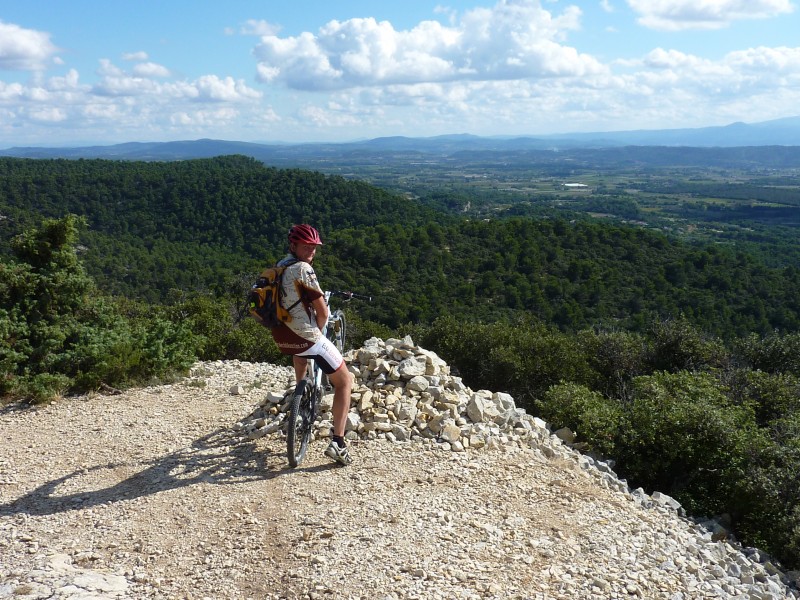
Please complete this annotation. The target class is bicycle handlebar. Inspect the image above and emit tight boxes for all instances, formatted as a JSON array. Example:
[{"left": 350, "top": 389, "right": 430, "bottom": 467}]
[{"left": 326, "top": 290, "right": 372, "bottom": 302}]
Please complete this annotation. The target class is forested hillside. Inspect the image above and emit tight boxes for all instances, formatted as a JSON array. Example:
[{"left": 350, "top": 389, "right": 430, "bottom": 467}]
[
  {"left": 0, "top": 156, "right": 439, "bottom": 303},
  {"left": 1, "top": 155, "right": 798, "bottom": 336}
]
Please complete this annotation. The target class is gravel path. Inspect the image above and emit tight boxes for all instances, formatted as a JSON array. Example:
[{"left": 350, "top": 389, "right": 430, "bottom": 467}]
[{"left": 1, "top": 358, "right": 797, "bottom": 600}]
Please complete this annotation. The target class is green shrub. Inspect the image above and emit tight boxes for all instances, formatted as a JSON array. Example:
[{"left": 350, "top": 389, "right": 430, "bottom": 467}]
[
  {"left": 725, "top": 368, "right": 800, "bottom": 429},
  {"left": 223, "top": 318, "right": 284, "bottom": 363},
  {"left": 131, "top": 317, "right": 196, "bottom": 378},
  {"left": 736, "top": 331, "right": 800, "bottom": 376},
  {"left": 538, "top": 383, "right": 623, "bottom": 455},
  {"left": 163, "top": 293, "right": 233, "bottom": 360},
  {"left": 14, "top": 373, "right": 71, "bottom": 404},
  {"left": 415, "top": 315, "right": 592, "bottom": 411},
  {"left": 164, "top": 291, "right": 283, "bottom": 363},
  {"left": 646, "top": 317, "right": 729, "bottom": 373},
  {"left": 488, "top": 330, "right": 590, "bottom": 403},
  {"left": 732, "top": 434, "right": 800, "bottom": 567},
  {"left": 0, "top": 216, "right": 200, "bottom": 402},
  {"left": 577, "top": 329, "right": 649, "bottom": 401},
  {"left": 618, "top": 370, "right": 758, "bottom": 515},
  {"left": 344, "top": 313, "right": 394, "bottom": 350}
]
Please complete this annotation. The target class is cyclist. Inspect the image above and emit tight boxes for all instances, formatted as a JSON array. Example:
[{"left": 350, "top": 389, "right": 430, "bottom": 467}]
[{"left": 271, "top": 224, "right": 353, "bottom": 465}]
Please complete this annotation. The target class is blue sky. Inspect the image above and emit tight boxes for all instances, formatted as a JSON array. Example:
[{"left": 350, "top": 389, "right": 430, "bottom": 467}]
[{"left": 1, "top": 0, "right": 798, "bottom": 146}]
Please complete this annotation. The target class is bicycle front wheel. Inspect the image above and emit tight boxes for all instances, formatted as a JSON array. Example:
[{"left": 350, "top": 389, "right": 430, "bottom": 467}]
[
  {"left": 330, "top": 310, "right": 346, "bottom": 353},
  {"left": 287, "top": 379, "right": 317, "bottom": 468}
]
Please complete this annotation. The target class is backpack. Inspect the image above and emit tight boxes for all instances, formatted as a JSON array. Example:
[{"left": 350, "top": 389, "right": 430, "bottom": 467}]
[{"left": 247, "top": 260, "right": 300, "bottom": 328}]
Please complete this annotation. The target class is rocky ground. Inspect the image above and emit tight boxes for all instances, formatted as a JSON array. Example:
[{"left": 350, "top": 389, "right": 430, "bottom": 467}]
[{"left": 1, "top": 339, "right": 798, "bottom": 600}]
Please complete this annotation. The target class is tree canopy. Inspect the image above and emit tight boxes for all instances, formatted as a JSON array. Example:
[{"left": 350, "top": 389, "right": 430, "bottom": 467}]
[{"left": 1, "top": 156, "right": 799, "bottom": 337}]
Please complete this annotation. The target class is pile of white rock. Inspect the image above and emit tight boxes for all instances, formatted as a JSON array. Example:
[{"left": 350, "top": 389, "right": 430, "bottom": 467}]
[
  {"left": 240, "top": 335, "right": 559, "bottom": 454},
  {"left": 235, "top": 335, "right": 800, "bottom": 597}
]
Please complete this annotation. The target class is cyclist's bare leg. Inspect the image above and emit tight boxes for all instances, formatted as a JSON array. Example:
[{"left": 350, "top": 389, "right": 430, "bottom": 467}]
[
  {"left": 327, "top": 364, "right": 352, "bottom": 437},
  {"left": 292, "top": 356, "right": 308, "bottom": 383}
]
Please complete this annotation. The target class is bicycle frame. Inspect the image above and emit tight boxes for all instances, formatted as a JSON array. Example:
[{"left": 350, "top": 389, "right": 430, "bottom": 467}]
[{"left": 285, "top": 290, "right": 368, "bottom": 468}]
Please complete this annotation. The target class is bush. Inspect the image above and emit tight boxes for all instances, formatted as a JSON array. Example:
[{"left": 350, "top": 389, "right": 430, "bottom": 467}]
[
  {"left": 344, "top": 313, "right": 394, "bottom": 351},
  {"left": 14, "top": 373, "right": 71, "bottom": 404},
  {"left": 223, "top": 318, "right": 284, "bottom": 363},
  {"left": 646, "top": 317, "right": 729, "bottom": 373},
  {"left": 725, "top": 368, "right": 800, "bottom": 428},
  {"left": 736, "top": 331, "right": 800, "bottom": 376},
  {"left": 415, "top": 315, "right": 592, "bottom": 411},
  {"left": 733, "top": 434, "right": 800, "bottom": 567},
  {"left": 163, "top": 291, "right": 283, "bottom": 363},
  {"left": 0, "top": 216, "right": 200, "bottom": 402},
  {"left": 577, "top": 329, "right": 649, "bottom": 401},
  {"left": 538, "top": 383, "right": 623, "bottom": 456},
  {"left": 617, "top": 370, "right": 758, "bottom": 516}
]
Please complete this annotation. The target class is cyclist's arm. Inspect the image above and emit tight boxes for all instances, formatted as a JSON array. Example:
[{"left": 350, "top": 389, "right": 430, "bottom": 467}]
[{"left": 310, "top": 296, "right": 328, "bottom": 331}]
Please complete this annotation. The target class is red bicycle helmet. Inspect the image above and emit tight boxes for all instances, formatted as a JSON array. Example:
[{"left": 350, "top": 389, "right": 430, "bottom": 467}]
[{"left": 288, "top": 224, "right": 323, "bottom": 245}]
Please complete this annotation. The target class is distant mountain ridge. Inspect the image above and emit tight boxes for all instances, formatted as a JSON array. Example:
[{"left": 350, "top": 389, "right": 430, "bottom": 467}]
[
  {"left": 540, "top": 116, "right": 800, "bottom": 148},
  {"left": 2, "top": 116, "right": 799, "bottom": 163}
]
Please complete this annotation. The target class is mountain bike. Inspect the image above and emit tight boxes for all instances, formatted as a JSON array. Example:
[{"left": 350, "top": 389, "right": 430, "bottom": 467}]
[{"left": 286, "top": 290, "right": 371, "bottom": 468}]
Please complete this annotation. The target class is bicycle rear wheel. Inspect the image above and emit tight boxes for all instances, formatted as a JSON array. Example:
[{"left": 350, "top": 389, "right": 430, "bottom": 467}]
[{"left": 287, "top": 379, "right": 318, "bottom": 467}]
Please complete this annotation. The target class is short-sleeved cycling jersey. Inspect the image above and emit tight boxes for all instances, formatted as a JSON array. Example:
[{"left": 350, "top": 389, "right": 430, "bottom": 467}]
[{"left": 270, "top": 255, "right": 324, "bottom": 355}]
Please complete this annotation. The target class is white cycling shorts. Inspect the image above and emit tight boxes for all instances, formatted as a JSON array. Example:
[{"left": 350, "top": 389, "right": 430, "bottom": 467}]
[{"left": 296, "top": 335, "right": 344, "bottom": 375}]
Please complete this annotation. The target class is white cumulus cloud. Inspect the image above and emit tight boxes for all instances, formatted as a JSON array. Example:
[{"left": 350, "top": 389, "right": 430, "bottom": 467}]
[
  {"left": 47, "top": 69, "right": 82, "bottom": 91},
  {"left": 122, "top": 51, "right": 149, "bottom": 61},
  {"left": 0, "top": 44, "right": 268, "bottom": 145},
  {"left": 132, "top": 62, "right": 171, "bottom": 78},
  {"left": 240, "top": 19, "right": 281, "bottom": 36},
  {"left": 0, "top": 81, "right": 25, "bottom": 101},
  {"left": 622, "top": 45, "right": 800, "bottom": 93},
  {"left": 193, "top": 75, "right": 262, "bottom": 102},
  {"left": 169, "top": 107, "right": 239, "bottom": 126},
  {"left": 90, "top": 60, "right": 261, "bottom": 103},
  {"left": 0, "top": 20, "right": 60, "bottom": 70},
  {"left": 27, "top": 106, "right": 67, "bottom": 122},
  {"left": 627, "top": 0, "right": 794, "bottom": 31},
  {"left": 726, "top": 45, "right": 800, "bottom": 72},
  {"left": 252, "top": 0, "right": 604, "bottom": 91}
]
